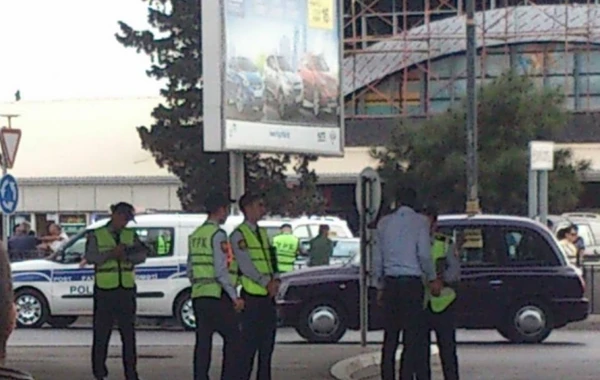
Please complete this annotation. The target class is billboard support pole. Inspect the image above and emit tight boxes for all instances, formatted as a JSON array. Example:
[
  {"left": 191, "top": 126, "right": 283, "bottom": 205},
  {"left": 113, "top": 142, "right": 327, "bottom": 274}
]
[
  {"left": 465, "top": 0, "right": 480, "bottom": 215},
  {"left": 229, "top": 152, "right": 245, "bottom": 215}
]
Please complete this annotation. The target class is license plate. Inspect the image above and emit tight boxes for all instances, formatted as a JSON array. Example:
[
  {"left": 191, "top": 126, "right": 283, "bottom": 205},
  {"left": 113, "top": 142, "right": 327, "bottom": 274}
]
[{"left": 254, "top": 90, "right": 263, "bottom": 97}]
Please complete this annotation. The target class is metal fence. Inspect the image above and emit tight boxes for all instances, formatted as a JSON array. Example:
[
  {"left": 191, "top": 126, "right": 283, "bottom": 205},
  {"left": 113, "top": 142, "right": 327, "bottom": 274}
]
[{"left": 583, "top": 263, "right": 600, "bottom": 314}]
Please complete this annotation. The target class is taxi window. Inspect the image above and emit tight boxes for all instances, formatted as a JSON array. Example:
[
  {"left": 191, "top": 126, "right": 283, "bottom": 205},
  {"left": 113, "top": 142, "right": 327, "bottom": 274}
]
[
  {"left": 439, "top": 226, "right": 500, "bottom": 266},
  {"left": 502, "top": 228, "right": 559, "bottom": 266}
]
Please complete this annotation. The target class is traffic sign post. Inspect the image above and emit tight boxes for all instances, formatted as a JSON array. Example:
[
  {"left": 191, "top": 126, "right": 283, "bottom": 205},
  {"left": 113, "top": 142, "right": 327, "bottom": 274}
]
[
  {"left": 0, "top": 128, "right": 22, "bottom": 169},
  {"left": 355, "top": 167, "right": 382, "bottom": 347},
  {"left": 528, "top": 141, "right": 555, "bottom": 226},
  {"left": 0, "top": 114, "right": 21, "bottom": 241}
]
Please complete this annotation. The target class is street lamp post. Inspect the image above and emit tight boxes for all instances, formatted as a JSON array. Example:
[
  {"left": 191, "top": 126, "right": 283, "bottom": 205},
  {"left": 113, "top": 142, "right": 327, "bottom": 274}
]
[{"left": 465, "top": 0, "right": 480, "bottom": 214}]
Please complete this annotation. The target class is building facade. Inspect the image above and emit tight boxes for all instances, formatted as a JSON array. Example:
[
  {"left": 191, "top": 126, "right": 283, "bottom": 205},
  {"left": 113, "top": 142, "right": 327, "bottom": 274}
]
[{"left": 3, "top": 2, "right": 600, "bottom": 235}]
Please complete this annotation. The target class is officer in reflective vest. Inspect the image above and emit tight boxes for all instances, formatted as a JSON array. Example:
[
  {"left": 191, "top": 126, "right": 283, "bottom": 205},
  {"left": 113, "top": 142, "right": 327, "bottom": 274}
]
[
  {"left": 272, "top": 223, "right": 299, "bottom": 273},
  {"left": 156, "top": 231, "right": 171, "bottom": 255},
  {"left": 422, "top": 206, "right": 461, "bottom": 380},
  {"left": 82, "top": 202, "right": 150, "bottom": 380},
  {"left": 188, "top": 192, "right": 244, "bottom": 380},
  {"left": 230, "top": 192, "right": 280, "bottom": 380}
]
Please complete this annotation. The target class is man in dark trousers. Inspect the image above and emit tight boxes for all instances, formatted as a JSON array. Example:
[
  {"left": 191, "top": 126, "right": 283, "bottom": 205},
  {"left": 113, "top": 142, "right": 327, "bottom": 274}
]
[
  {"left": 188, "top": 193, "right": 245, "bottom": 380},
  {"left": 83, "top": 202, "right": 150, "bottom": 380},
  {"left": 372, "top": 187, "right": 442, "bottom": 380},
  {"left": 422, "top": 206, "right": 460, "bottom": 380},
  {"left": 230, "top": 192, "right": 280, "bottom": 380}
]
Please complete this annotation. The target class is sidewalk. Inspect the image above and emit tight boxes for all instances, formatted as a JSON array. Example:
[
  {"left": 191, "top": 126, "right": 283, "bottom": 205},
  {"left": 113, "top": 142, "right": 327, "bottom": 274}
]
[{"left": 4, "top": 344, "right": 377, "bottom": 380}]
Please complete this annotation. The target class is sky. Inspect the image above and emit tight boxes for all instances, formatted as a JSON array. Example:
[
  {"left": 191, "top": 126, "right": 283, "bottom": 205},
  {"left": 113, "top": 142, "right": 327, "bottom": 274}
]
[{"left": 0, "top": 0, "right": 164, "bottom": 102}]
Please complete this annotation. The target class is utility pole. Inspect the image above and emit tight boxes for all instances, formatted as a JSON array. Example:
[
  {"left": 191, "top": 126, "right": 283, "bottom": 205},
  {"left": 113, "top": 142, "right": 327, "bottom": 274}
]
[{"left": 465, "top": 0, "right": 480, "bottom": 214}]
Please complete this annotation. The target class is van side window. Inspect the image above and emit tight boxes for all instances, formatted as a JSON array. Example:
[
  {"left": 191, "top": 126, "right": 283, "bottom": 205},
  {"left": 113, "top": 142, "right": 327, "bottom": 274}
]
[
  {"left": 502, "top": 228, "right": 559, "bottom": 266},
  {"left": 136, "top": 228, "right": 175, "bottom": 258}
]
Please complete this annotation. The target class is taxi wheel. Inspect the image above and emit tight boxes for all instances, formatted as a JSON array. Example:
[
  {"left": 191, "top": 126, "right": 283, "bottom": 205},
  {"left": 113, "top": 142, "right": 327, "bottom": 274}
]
[
  {"left": 295, "top": 299, "right": 348, "bottom": 343},
  {"left": 501, "top": 300, "right": 554, "bottom": 344},
  {"left": 48, "top": 316, "right": 78, "bottom": 328},
  {"left": 174, "top": 292, "right": 196, "bottom": 331},
  {"left": 14, "top": 288, "right": 49, "bottom": 329}
]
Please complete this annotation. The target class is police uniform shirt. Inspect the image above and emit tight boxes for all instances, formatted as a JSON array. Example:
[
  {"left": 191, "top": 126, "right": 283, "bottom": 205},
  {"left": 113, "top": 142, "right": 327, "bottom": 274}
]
[{"left": 230, "top": 221, "right": 278, "bottom": 289}]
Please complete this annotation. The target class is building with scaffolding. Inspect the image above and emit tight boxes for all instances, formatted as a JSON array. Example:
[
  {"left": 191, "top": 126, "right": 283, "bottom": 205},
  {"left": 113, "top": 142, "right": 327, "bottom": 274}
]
[
  {"left": 343, "top": 1, "right": 600, "bottom": 116},
  {"left": 333, "top": 0, "right": 600, "bottom": 220}
]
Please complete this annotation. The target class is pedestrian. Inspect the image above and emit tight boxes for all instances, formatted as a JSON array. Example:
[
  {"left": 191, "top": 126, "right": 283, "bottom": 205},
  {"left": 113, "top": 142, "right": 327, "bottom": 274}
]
[
  {"left": 230, "top": 192, "right": 280, "bottom": 380},
  {"left": 421, "top": 206, "right": 460, "bottom": 380},
  {"left": 188, "top": 192, "right": 245, "bottom": 380},
  {"left": 272, "top": 223, "right": 300, "bottom": 273},
  {"left": 372, "top": 187, "right": 441, "bottom": 380},
  {"left": 307, "top": 224, "right": 333, "bottom": 267},
  {"left": 83, "top": 202, "right": 150, "bottom": 380},
  {"left": 0, "top": 242, "right": 35, "bottom": 379}
]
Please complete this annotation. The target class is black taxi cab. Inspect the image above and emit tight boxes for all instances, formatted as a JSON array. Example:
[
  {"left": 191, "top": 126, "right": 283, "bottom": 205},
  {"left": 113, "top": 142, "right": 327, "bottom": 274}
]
[{"left": 276, "top": 214, "right": 589, "bottom": 344}]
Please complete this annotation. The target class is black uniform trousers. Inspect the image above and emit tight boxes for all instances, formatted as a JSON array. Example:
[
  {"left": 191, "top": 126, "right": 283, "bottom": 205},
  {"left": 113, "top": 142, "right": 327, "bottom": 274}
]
[
  {"left": 92, "top": 286, "right": 138, "bottom": 380},
  {"left": 193, "top": 294, "right": 243, "bottom": 380},
  {"left": 380, "top": 276, "right": 430, "bottom": 380},
  {"left": 425, "top": 303, "right": 459, "bottom": 380},
  {"left": 240, "top": 290, "right": 277, "bottom": 380}
]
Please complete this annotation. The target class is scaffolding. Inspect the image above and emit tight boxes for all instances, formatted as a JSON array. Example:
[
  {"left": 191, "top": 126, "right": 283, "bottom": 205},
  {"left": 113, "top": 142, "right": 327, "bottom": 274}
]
[{"left": 343, "top": 0, "right": 600, "bottom": 119}]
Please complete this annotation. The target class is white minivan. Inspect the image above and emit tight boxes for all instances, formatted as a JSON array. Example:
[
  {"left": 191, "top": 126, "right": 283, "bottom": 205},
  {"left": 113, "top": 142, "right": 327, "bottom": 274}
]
[{"left": 11, "top": 213, "right": 354, "bottom": 330}]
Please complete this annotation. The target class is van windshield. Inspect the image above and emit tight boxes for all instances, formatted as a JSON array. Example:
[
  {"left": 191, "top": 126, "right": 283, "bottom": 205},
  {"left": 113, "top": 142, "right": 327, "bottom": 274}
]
[{"left": 53, "top": 229, "right": 88, "bottom": 264}]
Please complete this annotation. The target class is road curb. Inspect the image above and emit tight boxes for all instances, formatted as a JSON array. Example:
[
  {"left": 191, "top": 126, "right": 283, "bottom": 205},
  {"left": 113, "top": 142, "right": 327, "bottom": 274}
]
[{"left": 330, "top": 345, "right": 439, "bottom": 380}]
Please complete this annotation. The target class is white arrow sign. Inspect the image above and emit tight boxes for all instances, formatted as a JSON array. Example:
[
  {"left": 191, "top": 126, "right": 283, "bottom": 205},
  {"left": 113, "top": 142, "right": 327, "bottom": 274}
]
[{"left": 0, "top": 128, "right": 22, "bottom": 169}]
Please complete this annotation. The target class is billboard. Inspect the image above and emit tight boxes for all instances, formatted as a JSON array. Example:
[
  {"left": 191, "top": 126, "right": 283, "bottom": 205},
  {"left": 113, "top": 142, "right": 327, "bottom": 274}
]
[{"left": 202, "top": 0, "right": 344, "bottom": 156}]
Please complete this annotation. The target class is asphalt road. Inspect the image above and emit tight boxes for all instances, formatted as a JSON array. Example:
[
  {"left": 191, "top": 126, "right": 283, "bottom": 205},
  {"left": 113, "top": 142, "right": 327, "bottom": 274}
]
[{"left": 9, "top": 328, "right": 600, "bottom": 379}]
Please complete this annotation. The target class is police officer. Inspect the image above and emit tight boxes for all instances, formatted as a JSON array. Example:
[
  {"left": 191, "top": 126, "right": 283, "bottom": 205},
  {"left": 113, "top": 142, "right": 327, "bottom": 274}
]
[
  {"left": 83, "top": 202, "right": 150, "bottom": 380},
  {"left": 422, "top": 206, "right": 460, "bottom": 380},
  {"left": 188, "top": 193, "right": 245, "bottom": 380},
  {"left": 272, "top": 223, "right": 299, "bottom": 273},
  {"left": 230, "top": 192, "right": 280, "bottom": 380}
]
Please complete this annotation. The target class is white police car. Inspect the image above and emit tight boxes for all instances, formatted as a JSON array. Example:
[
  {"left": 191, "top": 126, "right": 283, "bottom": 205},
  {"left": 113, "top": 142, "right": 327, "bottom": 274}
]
[{"left": 11, "top": 213, "right": 354, "bottom": 329}]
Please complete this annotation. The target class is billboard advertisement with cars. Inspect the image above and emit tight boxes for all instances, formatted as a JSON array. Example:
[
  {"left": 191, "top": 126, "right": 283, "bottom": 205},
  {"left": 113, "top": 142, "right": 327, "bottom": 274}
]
[{"left": 202, "top": 0, "right": 344, "bottom": 156}]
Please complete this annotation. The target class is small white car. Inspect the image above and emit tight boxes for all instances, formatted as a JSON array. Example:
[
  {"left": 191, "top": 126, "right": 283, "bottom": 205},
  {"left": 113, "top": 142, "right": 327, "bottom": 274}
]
[
  {"left": 11, "top": 213, "right": 354, "bottom": 330},
  {"left": 263, "top": 54, "right": 304, "bottom": 119}
]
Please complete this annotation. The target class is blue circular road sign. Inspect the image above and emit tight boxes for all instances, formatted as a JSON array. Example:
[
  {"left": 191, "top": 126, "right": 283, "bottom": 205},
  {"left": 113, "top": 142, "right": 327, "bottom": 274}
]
[{"left": 0, "top": 174, "right": 19, "bottom": 214}]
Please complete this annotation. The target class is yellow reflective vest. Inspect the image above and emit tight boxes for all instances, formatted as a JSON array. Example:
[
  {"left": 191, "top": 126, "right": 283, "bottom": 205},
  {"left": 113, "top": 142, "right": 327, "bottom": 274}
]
[
  {"left": 188, "top": 222, "right": 238, "bottom": 299},
  {"left": 424, "top": 233, "right": 457, "bottom": 313},
  {"left": 157, "top": 235, "right": 171, "bottom": 255},
  {"left": 235, "top": 223, "right": 274, "bottom": 296},
  {"left": 273, "top": 233, "right": 299, "bottom": 273},
  {"left": 94, "top": 226, "right": 136, "bottom": 290}
]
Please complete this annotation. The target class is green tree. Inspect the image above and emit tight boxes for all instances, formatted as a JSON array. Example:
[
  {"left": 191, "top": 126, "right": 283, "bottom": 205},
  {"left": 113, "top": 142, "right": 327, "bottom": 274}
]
[
  {"left": 373, "top": 71, "right": 589, "bottom": 214},
  {"left": 287, "top": 155, "right": 327, "bottom": 216},
  {"left": 116, "top": 0, "right": 321, "bottom": 212}
]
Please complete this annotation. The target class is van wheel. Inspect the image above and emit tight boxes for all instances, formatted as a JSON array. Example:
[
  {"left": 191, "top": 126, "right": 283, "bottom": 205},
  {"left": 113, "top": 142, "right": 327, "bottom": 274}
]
[
  {"left": 174, "top": 292, "right": 195, "bottom": 331},
  {"left": 295, "top": 299, "right": 347, "bottom": 343},
  {"left": 15, "top": 288, "right": 49, "bottom": 328},
  {"left": 501, "top": 300, "right": 553, "bottom": 343},
  {"left": 48, "top": 316, "right": 78, "bottom": 328}
]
